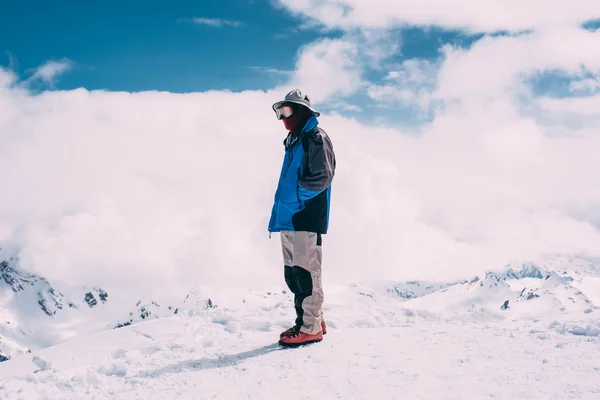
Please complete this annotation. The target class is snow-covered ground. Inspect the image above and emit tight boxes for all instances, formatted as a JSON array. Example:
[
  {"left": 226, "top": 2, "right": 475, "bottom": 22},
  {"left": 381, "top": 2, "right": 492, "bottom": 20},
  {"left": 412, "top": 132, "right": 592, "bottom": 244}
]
[
  {"left": 1, "top": 296, "right": 599, "bottom": 399},
  {"left": 1, "top": 255, "right": 600, "bottom": 399}
]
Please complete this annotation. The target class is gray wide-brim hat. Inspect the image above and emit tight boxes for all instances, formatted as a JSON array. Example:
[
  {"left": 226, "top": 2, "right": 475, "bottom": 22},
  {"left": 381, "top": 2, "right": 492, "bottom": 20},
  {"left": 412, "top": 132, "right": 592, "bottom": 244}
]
[{"left": 272, "top": 89, "right": 321, "bottom": 117}]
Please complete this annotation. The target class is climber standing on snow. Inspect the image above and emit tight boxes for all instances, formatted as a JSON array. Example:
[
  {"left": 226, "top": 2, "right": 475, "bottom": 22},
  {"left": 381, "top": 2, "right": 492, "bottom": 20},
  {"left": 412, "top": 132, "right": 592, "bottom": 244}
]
[{"left": 268, "top": 89, "right": 336, "bottom": 347}]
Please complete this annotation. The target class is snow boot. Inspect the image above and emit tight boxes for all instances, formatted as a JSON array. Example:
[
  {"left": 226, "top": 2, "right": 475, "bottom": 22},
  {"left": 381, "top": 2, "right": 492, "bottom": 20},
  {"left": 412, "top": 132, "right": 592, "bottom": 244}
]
[
  {"left": 280, "top": 321, "right": 327, "bottom": 338},
  {"left": 279, "top": 330, "right": 323, "bottom": 348},
  {"left": 280, "top": 326, "right": 298, "bottom": 338}
]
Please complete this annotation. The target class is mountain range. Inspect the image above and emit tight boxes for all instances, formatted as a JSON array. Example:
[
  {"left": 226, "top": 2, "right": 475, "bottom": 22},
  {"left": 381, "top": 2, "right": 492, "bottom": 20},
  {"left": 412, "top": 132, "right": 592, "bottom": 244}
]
[{"left": 1, "top": 251, "right": 599, "bottom": 363}]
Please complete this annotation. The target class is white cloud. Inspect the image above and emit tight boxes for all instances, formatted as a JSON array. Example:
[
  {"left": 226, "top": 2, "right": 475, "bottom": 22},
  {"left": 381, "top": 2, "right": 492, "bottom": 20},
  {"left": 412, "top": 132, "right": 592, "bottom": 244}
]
[
  {"left": 248, "top": 66, "right": 292, "bottom": 77},
  {"left": 275, "top": 2, "right": 600, "bottom": 117},
  {"left": 328, "top": 101, "right": 362, "bottom": 112},
  {"left": 3, "top": 5, "right": 600, "bottom": 302},
  {"left": 276, "top": 0, "right": 600, "bottom": 33},
  {"left": 271, "top": 0, "right": 600, "bottom": 115},
  {"left": 538, "top": 94, "right": 600, "bottom": 116},
  {"left": 2, "top": 60, "right": 600, "bottom": 304},
  {"left": 367, "top": 59, "right": 439, "bottom": 111},
  {"left": 0, "top": 67, "right": 17, "bottom": 88},
  {"left": 25, "top": 58, "right": 73, "bottom": 87},
  {"left": 190, "top": 17, "right": 245, "bottom": 28},
  {"left": 433, "top": 28, "right": 600, "bottom": 104},
  {"left": 280, "top": 30, "right": 400, "bottom": 104},
  {"left": 569, "top": 78, "right": 600, "bottom": 93},
  {"left": 282, "top": 37, "right": 363, "bottom": 103}
]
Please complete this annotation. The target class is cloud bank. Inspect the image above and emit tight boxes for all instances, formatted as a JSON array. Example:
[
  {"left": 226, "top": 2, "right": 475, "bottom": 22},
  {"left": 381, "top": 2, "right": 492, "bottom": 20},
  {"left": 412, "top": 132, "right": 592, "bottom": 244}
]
[{"left": 2, "top": 1, "right": 600, "bottom": 302}]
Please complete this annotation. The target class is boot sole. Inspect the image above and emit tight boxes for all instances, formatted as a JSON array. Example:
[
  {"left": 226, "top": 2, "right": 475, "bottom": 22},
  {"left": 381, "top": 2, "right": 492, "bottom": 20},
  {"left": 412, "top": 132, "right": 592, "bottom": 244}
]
[{"left": 278, "top": 338, "right": 322, "bottom": 348}]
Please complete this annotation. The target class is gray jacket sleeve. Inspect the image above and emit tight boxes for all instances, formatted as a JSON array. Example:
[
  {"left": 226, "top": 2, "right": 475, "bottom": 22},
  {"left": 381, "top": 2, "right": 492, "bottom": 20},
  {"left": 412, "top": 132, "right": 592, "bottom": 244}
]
[{"left": 298, "top": 129, "right": 335, "bottom": 201}]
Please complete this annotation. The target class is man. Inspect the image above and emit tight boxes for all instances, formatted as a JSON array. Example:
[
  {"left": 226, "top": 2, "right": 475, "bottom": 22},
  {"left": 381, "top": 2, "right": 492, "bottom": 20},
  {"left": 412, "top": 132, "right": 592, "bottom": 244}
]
[{"left": 268, "top": 89, "right": 336, "bottom": 348}]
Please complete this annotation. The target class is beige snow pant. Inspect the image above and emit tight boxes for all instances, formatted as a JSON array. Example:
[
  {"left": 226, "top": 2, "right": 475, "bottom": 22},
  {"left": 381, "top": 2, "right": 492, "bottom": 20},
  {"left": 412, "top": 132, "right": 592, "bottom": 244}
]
[{"left": 280, "top": 231, "right": 324, "bottom": 335}]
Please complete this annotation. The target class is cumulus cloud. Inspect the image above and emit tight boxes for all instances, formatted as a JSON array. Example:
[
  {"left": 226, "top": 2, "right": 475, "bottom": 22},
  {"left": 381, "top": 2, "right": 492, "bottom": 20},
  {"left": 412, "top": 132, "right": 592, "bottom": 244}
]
[
  {"left": 279, "top": 30, "right": 400, "bottom": 105},
  {"left": 434, "top": 28, "right": 600, "bottom": 105},
  {"left": 275, "top": 1, "right": 600, "bottom": 116},
  {"left": 2, "top": 57, "right": 600, "bottom": 303},
  {"left": 276, "top": 0, "right": 600, "bottom": 33},
  {"left": 282, "top": 37, "right": 363, "bottom": 102},
  {"left": 367, "top": 59, "right": 439, "bottom": 111}
]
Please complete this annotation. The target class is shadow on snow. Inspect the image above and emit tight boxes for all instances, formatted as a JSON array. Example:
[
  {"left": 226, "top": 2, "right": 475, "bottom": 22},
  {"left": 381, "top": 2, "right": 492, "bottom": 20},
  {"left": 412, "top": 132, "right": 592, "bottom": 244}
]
[{"left": 137, "top": 343, "right": 285, "bottom": 377}]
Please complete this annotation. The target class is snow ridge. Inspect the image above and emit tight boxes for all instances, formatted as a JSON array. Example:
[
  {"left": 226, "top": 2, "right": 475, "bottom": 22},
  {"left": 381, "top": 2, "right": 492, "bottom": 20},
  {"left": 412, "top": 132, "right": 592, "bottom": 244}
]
[
  {"left": 114, "top": 287, "right": 216, "bottom": 329},
  {"left": 385, "top": 280, "right": 464, "bottom": 299}
]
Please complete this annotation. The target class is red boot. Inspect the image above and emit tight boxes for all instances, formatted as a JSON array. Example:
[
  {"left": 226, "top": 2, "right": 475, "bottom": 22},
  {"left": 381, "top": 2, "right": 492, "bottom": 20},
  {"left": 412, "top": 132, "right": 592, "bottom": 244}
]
[
  {"left": 279, "top": 330, "right": 323, "bottom": 347},
  {"left": 280, "top": 326, "right": 298, "bottom": 338},
  {"left": 280, "top": 321, "right": 327, "bottom": 338}
]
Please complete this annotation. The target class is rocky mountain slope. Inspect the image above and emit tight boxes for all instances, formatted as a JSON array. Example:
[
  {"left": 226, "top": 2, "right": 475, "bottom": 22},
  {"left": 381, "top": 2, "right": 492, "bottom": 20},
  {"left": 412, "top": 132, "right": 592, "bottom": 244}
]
[
  {"left": 1, "top": 251, "right": 219, "bottom": 363},
  {"left": 0, "top": 254, "right": 113, "bottom": 362}
]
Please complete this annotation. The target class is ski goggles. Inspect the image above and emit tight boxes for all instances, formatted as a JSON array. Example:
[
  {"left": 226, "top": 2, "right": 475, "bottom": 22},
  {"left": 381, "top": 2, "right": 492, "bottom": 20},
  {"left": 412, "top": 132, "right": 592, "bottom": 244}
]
[{"left": 274, "top": 104, "right": 295, "bottom": 120}]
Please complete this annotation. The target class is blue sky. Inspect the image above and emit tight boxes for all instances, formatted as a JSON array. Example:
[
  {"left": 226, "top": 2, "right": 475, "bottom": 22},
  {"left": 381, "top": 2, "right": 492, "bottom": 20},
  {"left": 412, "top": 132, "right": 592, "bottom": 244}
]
[
  {"left": 2, "top": 0, "right": 598, "bottom": 129},
  {"left": 0, "top": 0, "right": 479, "bottom": 95},
  {"left": 0, "top": 0, "right": 321, "bottom": 92}
]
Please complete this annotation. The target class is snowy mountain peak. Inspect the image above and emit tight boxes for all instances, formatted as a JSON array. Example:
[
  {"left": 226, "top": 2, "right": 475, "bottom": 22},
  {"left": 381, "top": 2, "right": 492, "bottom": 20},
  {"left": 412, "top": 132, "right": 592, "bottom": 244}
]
[
  {"left": 502, "top": 256, "right": 600, "bottom": 282},
  {"left": 515, "top": 271, "right": 595, "bottom": 314},
  {"left": 384, "top": 280, "right": 461, "bottom": 299},
  {"left": 115, "top": 298, "right": 177, "bottom": 329},
  {"left": 545, "top": 255, "right": 600, "bottom": 278},
  {"left": 180, "top": 286, "right": 217, "bottom": 314},
  {"left": 472, "top": 272, "right": 509, "bottom": 290},
  {"left": 183, "top": 287, "right": 210, "bottom": 306},
  {"left": 37, "top": 287, "right": 65, "bottom": 317},
  {"left": 503, "top": 262, "right": 548, "bottom": 280},
  {"left": 542, "top": 272, "right": 574, "bottom": 289},
  {"left": 1, "top": 258, "right": 36, "bottom": 293},
  {"left": 1, "top": 258, "right": 65, "bottom": 317}
]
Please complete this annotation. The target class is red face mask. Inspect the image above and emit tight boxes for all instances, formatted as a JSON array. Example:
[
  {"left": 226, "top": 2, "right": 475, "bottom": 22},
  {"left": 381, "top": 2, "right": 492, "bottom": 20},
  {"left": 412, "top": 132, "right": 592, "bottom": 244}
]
[
  {"left": 283, "top": 113, "right": 301, "bottom": 131},
  {"left": 283, "top": 106, "right": 310, "bottom": 131}
]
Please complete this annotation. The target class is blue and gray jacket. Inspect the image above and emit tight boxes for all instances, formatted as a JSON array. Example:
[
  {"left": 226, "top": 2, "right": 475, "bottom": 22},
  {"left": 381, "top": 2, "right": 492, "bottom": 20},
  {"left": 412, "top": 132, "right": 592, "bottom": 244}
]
[{"left": 268, "top": 114, "right": 336, "bottom": 234}]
